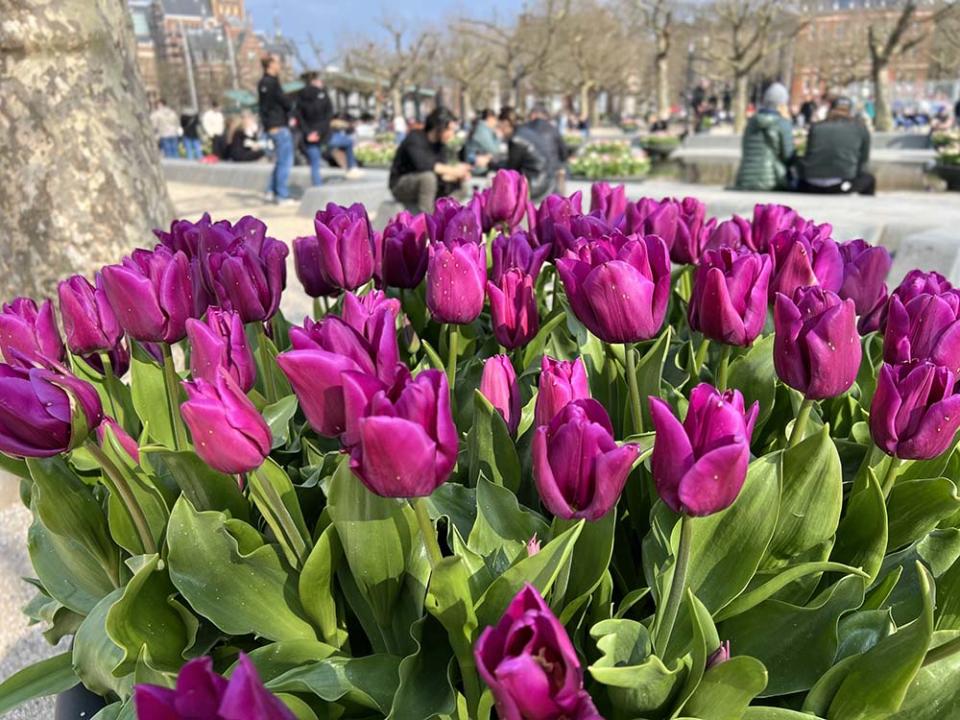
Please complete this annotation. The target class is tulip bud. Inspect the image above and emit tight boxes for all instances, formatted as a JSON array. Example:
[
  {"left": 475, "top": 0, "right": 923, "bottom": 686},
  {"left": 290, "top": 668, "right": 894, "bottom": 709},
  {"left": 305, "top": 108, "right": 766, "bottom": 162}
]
[
  {"left": 883, "top": 292, "right": 960, "bottom": 373},
  {"left": 377, "top": 211, "right": 430, "bottom": 289},
  {"left": 536, "top": 356, "right": 590, "bottom": 428},
  {"left": 186, "top": 308, "right": 256, "bottom": 392},
  {"left": 180, "top": 369, "right": 272, "bottom": 474},
  {"left": 475, "top": 584, "right": 602, "bottom": 720},
  {"left": 533, "top": 399, "right": 640, "bottom": 520},
  {"left": 97, "top": 417, "right": 140, "bottom": 462},
  {"left": 429, "top": 197, "right": 483, "bottom": 247},
  {"left": 482, "top": 170, "right": 529, "bottom": 231},
  {"left": 0, "top": 364, "right": 102, "bottom": 457},
  {"left": 703, "top": 215, "right": 752, "bottom": 254},
  {"left": 480, "top": 355, "right": 521, "bottom": 435},
  {"left": 487, "top": 269, "right": 539, "bottom": 350},
  {"left": 649, "top": 384, "right": 758, "bottom": 516},
  {"left": 426, "top": 241, "right": 487, "bottom": 325},
  {"left": 101, "top": 246, "right": 203, "bottom": 344},
  {"left": 670, "top": 197, "right": 708, "bottom": 264},
  {"left": 751, "top": 203, "right": 800, "bottom": 253},
  {"left": 58, "top": 274, "right": 123, "bottom": 358},
  {"left": 491, "top": 230, "right": 550, "bottom": 284},
  {"left": 768, "top": 227, "right": 843, "bottom": 300},
  {"left": 870, "top": 361, "right": 960, "bottom": 460},
  {"left": 306, "top": 203, "right": 376, "bottom": 292},
  {"left": 293, "top": 235, "right": 337, "bottom": 299},
  {"left": 774, "top": 286, "right": 861, "bottom": 399},
  {"left": 526, "top": 534, "right": 541, "bottom": 556},
  {"left": 590, "top": 181, "right": 628, "bottom": 224},
  {"left": 707, "top": 641, "right": 732, "bottom": 670},
  {"left": 870, "top": 270, "right": 956, "bottom": 335},
  {"left": 0, "top": 297, "right": 65, "bottom": 368},
  {"left": 556, "top": 233, "right": 671, "bottom": 343},
  {"left": 838, "top": 239, "right": 892, "bottom": 319},
  {"left": 641, "top": 200, "right": 681, "bottom": 250},
  {"left": 534, "top": 191, "right": 583, "bottom": 256},
  {"left": 689, "top": 248, "right": 772, "bottom": 347},
  {"left": 346, "top": 369, "right": 458, "bottom": 497}
]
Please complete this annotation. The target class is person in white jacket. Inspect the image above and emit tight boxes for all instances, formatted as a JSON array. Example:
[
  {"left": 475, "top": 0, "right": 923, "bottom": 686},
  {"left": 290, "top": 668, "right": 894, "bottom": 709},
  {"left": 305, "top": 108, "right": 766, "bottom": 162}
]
[
  {"left": 150, "top": 99, "right": 180, "bottom": 158},
  {"left": 201, "top": 102, "right": 226, "bottom": 157}
]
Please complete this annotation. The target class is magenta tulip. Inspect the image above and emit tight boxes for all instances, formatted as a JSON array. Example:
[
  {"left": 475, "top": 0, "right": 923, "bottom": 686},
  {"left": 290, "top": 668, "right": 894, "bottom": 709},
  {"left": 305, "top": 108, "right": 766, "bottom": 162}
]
[
  {"left": 482, "top": 170, "right": 529, "bottom": 231},
  {"left": 426, "top": 240, "right": 487, "bottom": 324},
  {"left": 491, "top": 230, "right": 550, "bottom": 284},
  {"left": 768, "top": 226, "right": 843, "bottom": 300},
  {"left": 308, "top": 203, "right": 376, "bottom": 292},
  {"left": 0, "top": 297, "right": 65, "bottom": 368},
  {"left": 186, "top": 308, "right": 256, "bottom": 392},
  {"left": 487, "top": 269, "right": 539, "bottom": 350},
  {"left": 590, "top": 182, "right": 628, "bottom": 224},
  {"left": 480, "top": 355, "right": 521, "bottom": 434},
  {"left": 883, "top": 291, "right": 960, "bottom": 373},
  {"left": 58, "top": 274, "right": 123, "bottom": 358},
  {"left": 535, "top": 356, "right": 591, "bottom": 427},
  {"left": 689, "top": 248, "right": 772, "bottom": 346},
  {"left": 377, "top": 210, "right": 430, "bottom": 289}
]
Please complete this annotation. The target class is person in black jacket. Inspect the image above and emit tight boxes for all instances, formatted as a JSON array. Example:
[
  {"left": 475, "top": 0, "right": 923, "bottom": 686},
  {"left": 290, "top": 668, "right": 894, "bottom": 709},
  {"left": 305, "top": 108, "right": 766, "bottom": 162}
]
[
  {"left": 798, "top": 96, "right": 874, "bottom": 195},
  {"left": 495, "top": 107, "right": 552, "bottom": 200},
  {"left": 258, "top": 54, "right": 295, "bottom": 204},
  {"left": 180, "top": 110, "right": 202, "bottom": 160},
  {"left": 225, "top": 110, "right": 266, "bottom": 162},
  {"left": 295, "top": 71, "right": 334, "bottom": 186},
  {"left": 526, "top": 104, "right": 568, "bottom": 193}
]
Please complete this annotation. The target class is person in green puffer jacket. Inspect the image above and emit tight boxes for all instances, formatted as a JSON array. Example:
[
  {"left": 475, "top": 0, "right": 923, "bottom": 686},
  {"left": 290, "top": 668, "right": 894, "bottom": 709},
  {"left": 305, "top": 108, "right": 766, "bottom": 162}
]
[{"left": 735, "top": 83, "right": 795, "bottom": 191}]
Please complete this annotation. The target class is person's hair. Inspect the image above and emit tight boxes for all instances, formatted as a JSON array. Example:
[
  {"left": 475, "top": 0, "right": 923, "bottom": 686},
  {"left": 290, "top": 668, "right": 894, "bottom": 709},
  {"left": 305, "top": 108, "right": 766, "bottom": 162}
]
[
  {"left": 828, "top": 96, "right": 854, "bottom": 121},
  {"left": 225, "top": 116, "right": 244, "bottom": 144},
  {"left": 530, "top": 103, "right": 548, "bottom": 118},
  {"left": 301, "top": 70, "right": 318, "bottom": 83},
  {"left": 479, "top": 108, "right": 496, "bottom": 121},
  {"left": 498, "top": 106, "right": 518, "bottom": 127},
  {"left": 424, "top": 107, "right": 458, "bottom": 134},
  {"left": 157, "top": 98, "right": 167, "bottom": 106},
  {"left": 261, "top": 55, "right": 276, "bottom": 71}
]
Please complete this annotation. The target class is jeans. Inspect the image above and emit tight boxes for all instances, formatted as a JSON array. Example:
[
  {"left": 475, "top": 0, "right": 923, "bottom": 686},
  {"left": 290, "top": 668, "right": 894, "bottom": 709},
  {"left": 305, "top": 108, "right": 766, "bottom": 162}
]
[
  {"left": 182, "top": 137, "right": 202, "bottom": 160},
  {"left": 266, "top": 127, "right": 294, "bottom": 199},
  {"left": 328, "top": 131, "right": 358, "bottom": 169},
  {"left": 304, "top": 143, "right": 323, "bottom": 186},
  {"left": 160, "top": 136, "right": 179, "bottom": 158}
]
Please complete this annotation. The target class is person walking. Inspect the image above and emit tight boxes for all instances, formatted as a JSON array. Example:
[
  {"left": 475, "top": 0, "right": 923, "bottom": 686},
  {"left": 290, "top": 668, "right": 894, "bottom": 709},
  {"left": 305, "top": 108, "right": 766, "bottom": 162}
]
[
  {"left": 295, "top": 71, "right": 334, "bottom": 187},
  {"left": 180, "top": 109, "right": 202, "bottom": 160},
  {"left": 201, "top": 101, "right": 226, "bottom": 158},
  {"left": 798, "top": 96, "right": 875, "bottom": 196},
  {"left": 258, "top": 54, "right": 295, "bottom": 205},
  {"left": 150, "top": 99, "right": 180, "bottom": 158},
  {"left": 734, "top": 82, "right": 795, "bottom": 191}
]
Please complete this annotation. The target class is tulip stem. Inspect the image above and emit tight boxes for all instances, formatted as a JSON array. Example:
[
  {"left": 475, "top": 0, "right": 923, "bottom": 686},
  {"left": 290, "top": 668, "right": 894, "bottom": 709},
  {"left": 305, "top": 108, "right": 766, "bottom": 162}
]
[
  {"left": 693, "top": 337, "right": 710, "bottom": 379},
  {"left": 789, "top": 398, "right": 815, "bottom": 448},
  {"left": 98, "top": 351, "right": 121, "bottom": 421},
  {"left": 654, "top": 513, "right": 693, "bottom": 656},
  {"left": 881, "top": 456, "right": 903, "bottom": 499},
  {"left": 446, "top": 324, "right": 459, "bottom": 392},
  {"left": 312, "top": 297, "right": 323, "bottom": 320},
  {"left": 412, "top": 497, "right": 443, "bottom": 569},
  {"left": 625, "top": 343, "right": 644, "bottom": 435},
  {"left": 86, "top": 441, "right": 157, "bottom": 555},
  {"left": 716, "top": 345, "right": 732, "bottom": 392},
  {"left": 249, "top": 467, "right": 309, "bottom": 569},
  {"left": 160, "top": 344, "right": 188, "bottom": 451},
  {"left": 257, "top": 324, "right": 279, "bottom": 404}
]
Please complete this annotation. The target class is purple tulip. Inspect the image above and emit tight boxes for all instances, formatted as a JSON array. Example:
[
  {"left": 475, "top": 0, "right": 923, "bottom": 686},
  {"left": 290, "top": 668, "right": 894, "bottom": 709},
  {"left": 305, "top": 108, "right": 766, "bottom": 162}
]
[
  {"left": 133, "top": 654, "right": 294, "bottom": 720},
  {"left": 556, "top": 232, "right": 671, "bottom": 343},
  {"left": 669, "top": 197, "right": 708, "bottom": 265},
  {"left": 535, "top": 356, "right": 591, "bottom": 427},
  {"left": 0, "top": 297, "right": 65, "bottom": 368},
  {"left": 491, "top": 230, "right": 550, "bottom": 284},
  {"left": 293, "top": 235, "right": 337, "bottom": 299},
  {"left": 180, "top": 369, "right": 272, "bottom": 474},
  {"left": 186, "top": 308, "right": 256, "bottom": 392},
  {"left": 689, "top": 248, "right": 772, "bottom": 347},
  {"left": 870, "top": 361, "right": 960, "bottom": 460},
  {"left": 344, "top": 369, "right": 457, "bottom": 497},
  {"left": 751, "top": 204, "right": 800, "bottom": 253},
  {"left": 482, "top": 170, "right": 529, "bottom": 231},
  {"left": 57, "top": 274, "right": 122, "bottom": 358},
  {"left": 707, "top": 641, "right": 732, "bottom": 670},
  {"left": 870, "top": 270, "right": 956, "bottom": 335},
  {"left": 838, "top": 239, "right": 892, "bottom": 319},
  {"left": 154, "top": 212, "right": 239, "bottom": 258},
  {"left": 649, "top": 383, "right": 758, "bottom": 516},
  {"left": 81, "top": 343, "right": 131, "bottom": 379},
  {"left": 97, "top": 416, "right": 140, "bottom": 462},
  {"left": 377, "top": 210, "right": 430, "bottom": 289},
  {"left": 774, "top": 286, "right": 861, "bottom": 400},
  {"left": 703, "top": 215, "right": 752, "bottom": 254},
  {"left": 533, "top": 191, "right": 583, "bottom": 256},
  {"left": 426, "top": 240, "right": 487, "bottom": 324},
  {"left": 0, "top": 364, "right": 102, "bottom": 457},
  {"left": 475, "top": 584, "right": 602, "bottom": 720},
  {"left": 590, "top": 182, "right": 628, "bottom": 224},
  {"left": 883, "top": 292, "right": 960, "bottom": 373},
  {"left": 628, "top": 199, "right": 681, "bottom": 250},
  {"left": 101, "top": 246, "right": 202, "bottom": 344},
  {"left": 487, "top": 269, "right": 539, "bottom": 350},
  {"left": 429, "top": 197, "right": 484, "bottom": 247},
  {"left": 480, "top": 355, "right": 521, "bottom": 435},
  {"left": 768, "top": 226, "right": 843, "bottom": 300},
  {"left": 305, "top": 203, "right": 376, "bottom": 292},
  {"left": 533, "top": 399, "right": 640, "bottom": 520}
]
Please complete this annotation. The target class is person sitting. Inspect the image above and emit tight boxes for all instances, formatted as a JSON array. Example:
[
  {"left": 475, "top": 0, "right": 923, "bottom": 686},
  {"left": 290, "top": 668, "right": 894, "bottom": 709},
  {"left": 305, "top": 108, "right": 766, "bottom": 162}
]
[
  {"left": 326, "top": 114, "right": 363, "bottom": 179},
  {"left": 389, "top": 107, "right": 472, "bottom": 213},
  {"left": 798, "top": 96, "right": 874, "bottom": 196},
  {"left": 226, "top": 110, "right": 266, "bottom": 163},
  {"left": 494, "top": 107, "right": 553, "bottom": 200},
  {"left": 294, "top": 71, "right": 334, "bottom": 186},
  {"left": 526, "top": 104, "right": 569, "bottom": 194},
  {"left": 463, "top": 109, "right": 501, "bottom": 165},
  {"left": 734, "top": 82, "right": 794, "bottom": 191}
]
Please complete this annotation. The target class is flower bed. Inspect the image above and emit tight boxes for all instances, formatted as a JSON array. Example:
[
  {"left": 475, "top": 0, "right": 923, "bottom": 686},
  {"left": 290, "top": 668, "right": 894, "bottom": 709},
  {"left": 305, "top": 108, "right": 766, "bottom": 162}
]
[
  {"left": 355, "top": 141, "right": 397, "bottom": 167},
  {"left": 569, "top": 140, "right": 650, "bottom": 179},
  {"left": 1, "top": 172, "right": 960, "bottom": 719}
]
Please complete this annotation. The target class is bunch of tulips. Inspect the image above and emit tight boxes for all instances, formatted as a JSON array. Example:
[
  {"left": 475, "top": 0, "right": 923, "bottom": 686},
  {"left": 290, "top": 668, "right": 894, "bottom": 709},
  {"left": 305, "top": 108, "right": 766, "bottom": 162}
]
[{"left": 3, "top": 169, "right": 960, "bottom": 720}]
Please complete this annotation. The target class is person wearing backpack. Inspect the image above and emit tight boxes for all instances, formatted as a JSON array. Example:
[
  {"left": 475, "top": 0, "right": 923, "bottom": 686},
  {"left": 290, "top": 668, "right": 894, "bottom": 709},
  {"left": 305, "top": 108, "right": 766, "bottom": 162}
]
[{"left": 734, "top": 83, "right": 795, "bottom": 191}]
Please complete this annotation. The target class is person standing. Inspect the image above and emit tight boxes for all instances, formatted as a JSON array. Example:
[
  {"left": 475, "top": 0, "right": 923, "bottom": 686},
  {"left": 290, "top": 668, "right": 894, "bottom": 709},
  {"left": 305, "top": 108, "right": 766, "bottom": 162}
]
[
  {"left": 150, "top": 99, "right": 180, "bottom": 158},
  {"left": 201, "top": 101, "right": 226, "bottom": 158},
  {"left": 734, "top": 82, "right": 795, "bottom": 191},
  {"left": 798, "top": 96, "right": 874, "bottom": 196},
  {"left": 180, "top": 109, "right": 202, "bottom": 160},
  {"left": 295, "top": 71, "right": 334, "bottom": 187},
  {"left": 258, "top": 54, "right": 295, "bottom": 205}
]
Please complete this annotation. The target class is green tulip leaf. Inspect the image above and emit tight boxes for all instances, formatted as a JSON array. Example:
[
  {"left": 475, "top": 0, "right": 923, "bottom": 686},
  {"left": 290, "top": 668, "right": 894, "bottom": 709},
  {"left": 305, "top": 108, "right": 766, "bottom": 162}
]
[
  {"left": 835, "top": 608, "right": 896, "bottom": 661},
  {"left": 266, "top": 654, "right": 402, "bottom": 714},
  {"left": 886, "top": 476, "right": 960, "bottom": 551},
  {"left": 141, "top": 447, "right": 249, "bottom": 521},
  {"left": 248, "top": 459, "right": 312, "bottom": 569},
  {"left": 427, "top": 482, "right": 477, "bottom": 544},
  {"left": 888, "top": 630, "right": 960, "bottom": 719},
  {"left": 0, "top": 652, "right": 78, "bottom": 716},
  {"left": 72, "top": 588, "right": 132, "bottom": 698},
  {"left": 744, "top": 709, "right": 825, "bottom": 720},
  {"left": 550, "top": 510, "right": 616, "bottom": 624},
  {"left": 671, "top": 590, "right": 721, "bottom": 716},
  {"left": 468, "top": 477, "right": 548, "bottom": 572},
  {"left": 521, "top": 311, "right": 567, "bottom": 371},
  {"left": 727, "top": 334, "right": 776, "bottom": 432},
  {"left": 387, "top": 615, "right": 457, "bottom": 719},
  {"left": 130, "top": 342, "right": 176, "bottom": 449},
  {"left": 879, "top": 528, "right": 960, "bottom": 625},
  {"left": 681, "top": 655, "right": 768, "bottom": 720},
  {"left": 831, "top": 472, "right": 887, "bottom": 584},
  {"left": 262, "top": 394, "right": 299, "bottom": 449},
  {"left": 241, "top": 640, "right": 338, "bottom": 683},
  {"left": 467, "top": 390, "right": 521, "bottom": 493},
  {"left": 299, "top": 523, "right": 348, "bottom": 647},
  {"left": 425, "top": 556, "right": 478, "bottom": 676},
  {"left": 631, "top": 326, "right": 673, "bottom": 433}
]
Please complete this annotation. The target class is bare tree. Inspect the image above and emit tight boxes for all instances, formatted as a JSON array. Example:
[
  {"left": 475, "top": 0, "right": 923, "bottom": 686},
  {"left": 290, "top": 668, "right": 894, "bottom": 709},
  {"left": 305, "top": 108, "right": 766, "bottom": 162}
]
[
  {"left": 631, "top": 0, "right": 674, "bottom": 118},
  {"left": 438, "top": 29, "right": 492, "bottom": 119}
]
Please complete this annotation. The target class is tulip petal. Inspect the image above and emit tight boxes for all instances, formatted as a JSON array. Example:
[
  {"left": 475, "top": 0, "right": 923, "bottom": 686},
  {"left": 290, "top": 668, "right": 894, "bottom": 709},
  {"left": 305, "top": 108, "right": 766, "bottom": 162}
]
[
  {"left": 678, "top": 443, "right": 750, "bottom": 516},
  {"left": 351, "top": 416, "right": 440, "bottom": 497},
  {"left": 649, "top": 397, "right": 694, "bottom": 514}
]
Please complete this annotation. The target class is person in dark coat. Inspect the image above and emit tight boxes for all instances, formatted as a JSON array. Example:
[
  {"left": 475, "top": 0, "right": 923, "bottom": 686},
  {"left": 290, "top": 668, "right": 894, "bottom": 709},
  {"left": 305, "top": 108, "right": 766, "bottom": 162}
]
[
  {"left": 494, "top": 107, "right": 553, "bottom": 200},
  {"left": 798, "top": 96, "right": 874, "bottom": 196},
  {"left": 295, "top": 71, "right": 334, "bottom": 186},
  {"left": 258, "top": 54, "right": 294, "bottom": 204},
  {"left": 226, "top": 110, "right": 266, "bottom": 162},
  {"left": 525, "top": 104, "right": 569, "bottom": 193},
  {"left": 734, "top": 83, "right": 795, "bottom": 191}
]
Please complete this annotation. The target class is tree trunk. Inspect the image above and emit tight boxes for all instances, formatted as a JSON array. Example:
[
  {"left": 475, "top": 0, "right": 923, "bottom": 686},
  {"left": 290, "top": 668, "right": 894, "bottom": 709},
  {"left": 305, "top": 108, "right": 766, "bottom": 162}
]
[
  {"left": 872, "top": 62, "right": 892, "bottom": 132},
  {"left": 462, "top": 88, "right": 473, "bottom": 121},
  {"left": 733, "top": 73, "right": 749, "bottom": 134},
  {"left": 0, "top": 0, "right": 173, "bottom": 300},
  {"left": 391, "top": 87, "right": 404, "bottom": 118},
  {"left": 656, "top": 53, "right": 670, "bottom": 119}
]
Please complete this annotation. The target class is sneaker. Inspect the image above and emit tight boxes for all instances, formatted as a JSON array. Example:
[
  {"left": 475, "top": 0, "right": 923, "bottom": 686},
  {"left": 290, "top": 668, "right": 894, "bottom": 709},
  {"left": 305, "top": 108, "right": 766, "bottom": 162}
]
[
  {"left": 262, "top": 191, "right": 275, "bottom": 203},
  {"left": 344, "top": 168, "right": 365, "bottom": 180},
  {"left": 275, "top": 197, "right": 297, "bottom": 207}
]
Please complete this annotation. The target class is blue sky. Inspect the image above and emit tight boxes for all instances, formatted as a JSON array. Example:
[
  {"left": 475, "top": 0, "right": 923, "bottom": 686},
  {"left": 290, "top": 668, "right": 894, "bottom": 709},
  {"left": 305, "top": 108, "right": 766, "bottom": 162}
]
[{"left": 243, "top": 0, "right": 521, "bottom": 65}]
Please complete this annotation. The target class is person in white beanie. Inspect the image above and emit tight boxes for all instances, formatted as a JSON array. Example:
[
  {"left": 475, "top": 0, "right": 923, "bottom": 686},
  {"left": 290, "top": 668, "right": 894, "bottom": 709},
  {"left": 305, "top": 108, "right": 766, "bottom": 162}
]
[{"left": 734, "top": 82, "right": 795, "bottom": 191}]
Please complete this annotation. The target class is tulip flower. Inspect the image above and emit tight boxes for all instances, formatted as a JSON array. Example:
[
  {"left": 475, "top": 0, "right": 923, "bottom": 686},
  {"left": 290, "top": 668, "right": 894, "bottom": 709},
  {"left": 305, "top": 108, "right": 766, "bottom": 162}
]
[
  {"left": 134, "top": 653, "right": 294, "bottom": 720},
  {"left": 751, "top": 204, "right": 800, "bottom": 253},
  {"left": 426, "top": 240, "right": 487, "bottom": 325},
  {"left": 774, "top": 286, "right": 861, "bottom": 400},
  {"left": 97, "top": 416, "right": 140, "bottom": 462},
  {"left": 768, "top": 226, "right": 843, "bottom": 300},
  {"left": 293, "top": 235, "right": 337, "bottom": 299},
  {"left": 535, "top": 356, "right": 591, "bottom": 427},
  {"left": 345, "top": 369, "right": 458, "bottom": 497},
  {"left": 101, "top": 246, "right": 202, "bottom": 344},
  {"left": 703, "top": 215, "right": 752, "bottom": 254},
  {"left": 300, "top": 203, "right": 375, "bottom": 293},
  {"left": 838, "top": 239, "right": 892, "bottom": 319},
  {"left": 154, "top": 212, "right": 239, "bottom": 258},
  {"left": 377, "top": 210, "right": 430, "bottom": 289},
  {"left": 649, "top": 383, "right": 758, "bottom": 516},
  {"left": 638, "top": 200, "right": 681, "bottom": 250},
  {"left": 883, "top": 292, "right": 960, "bottom": 373},
  {"left": 491, "top": 230, "right": 550, "bottom": 284},
  {"left": 0, "top": 297, "right": 65, "bottom": 368},
  {"left": 475, "top": 584, "right": 602, "bottom": 720},
  {"left": 533, "top": 399, "right": 640, "bottom": 520},
  {"left": 590, "top": 182, "right": 628, "bottom": 224},
  {"left": 429, "top": 197, "right": 483, "bottom": 246},
  {"left": 870, "top": 361, "right": 960, "bottom": 461},
  {"left": 556, "top": 232, "right": 671, "bottom": 343},
  {"left": 869, "top": 270, "right": 956, "bottom": 335},
  {"left": 480, "top": 355, "right": 521, "bottom": 434},
  {"left": 707, "top": 641, "right": 732, "bottom": 670},
  {"left": 0, "top": 364, "right": 102, "bottom": 458},
  {"left": 689, "top": 248, "right": 772, "bottom": 347},
  {"left": 669, "top": 197, "right": 708, "bottom": 265},
  {"left": 533, "top": 191, "right": 583, "bottom": 256},
  {"left": 482, "top": 170, "right": 529, "bottom": 231},
  {"left": 487, "top": 269, "right": 539, "bottom": 350},
  {"left": 186, "top": 308, "right": 256, "bottom": 392},
  {"left": 180, "top": 369, "right": 271, "bottom": 474},
  {"left": 57, "top": 274, "right": 123, "bottom": 358}
]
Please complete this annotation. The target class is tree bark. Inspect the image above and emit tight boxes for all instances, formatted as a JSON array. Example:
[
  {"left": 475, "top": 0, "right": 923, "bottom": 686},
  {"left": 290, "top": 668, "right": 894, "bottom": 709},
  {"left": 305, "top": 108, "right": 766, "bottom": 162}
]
[
  {"left": 391, "top": 87, "right": 403, "bottom": 118},
  {"left": 872, "top": 62, "right": 892, "bottom": 131},
  {"left": 0, "top": 0, "right": 174, "bottom": 300},
  {"left": 656, "top": 53, "right": 670, "bottom": 118},
  {"left": 462, "top": 88, "right": 473, "bottom": 122},
  {"left": 733, "top": 73, "right": 749, "bottom": 134}
]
